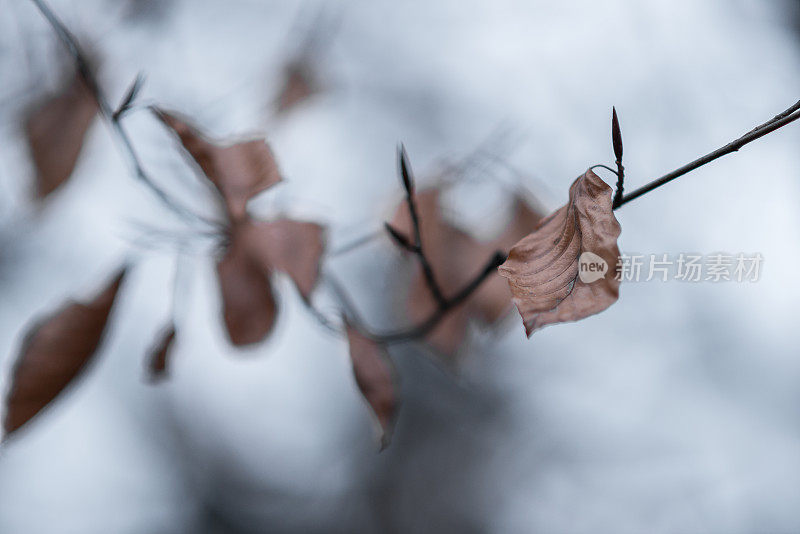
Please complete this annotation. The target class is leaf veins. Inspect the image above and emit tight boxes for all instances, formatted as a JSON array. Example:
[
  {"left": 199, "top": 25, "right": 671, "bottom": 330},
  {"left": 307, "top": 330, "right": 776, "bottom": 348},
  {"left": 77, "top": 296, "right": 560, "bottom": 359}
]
[{"left": 499, "top": 169, "right": 622, "bottom": 336}]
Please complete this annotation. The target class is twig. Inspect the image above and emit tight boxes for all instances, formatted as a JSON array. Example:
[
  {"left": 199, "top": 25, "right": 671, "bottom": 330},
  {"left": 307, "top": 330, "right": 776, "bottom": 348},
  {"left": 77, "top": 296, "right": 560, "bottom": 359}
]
[
  {"left": 324, "top": 252, "right": 506, "bottom": 345},
  {"left": 396, "top": 145, "right": 447, "bottom": 307},
  {"left": 324, "top": 148, "right": 509, "bottom": 346},
  {"left": 28, "top": 0, "right": 221, "bottom": 231},
  {"left": 611, "top": 106, "right": 625, "bottom": 208},
  {"left": 369, "top": 252, "right": 505, "bottom": 344},
  {"left": 615, "top": 99, "right": 800, "bottom": 208}
]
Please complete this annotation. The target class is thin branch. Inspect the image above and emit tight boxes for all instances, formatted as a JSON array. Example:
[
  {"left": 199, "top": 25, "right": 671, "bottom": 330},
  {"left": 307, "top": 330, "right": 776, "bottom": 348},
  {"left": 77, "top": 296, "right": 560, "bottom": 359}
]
[
  {"left": 615, "top": 99, "right": 800, "bottom": 208},
  {"left": 112, "top": 73, "right": 145, "bottom": 120},
  {"left": 325, "top": 252, "right": 506, "bottom": 345},
  {"left": 369, "top": 251, "right": 506, "bottom": 344},
  {"left": 611, "top": 106, "right": 625, "bottom": 208},
  {"left": 28, "top": 0, "right": 221, "bottom": 231},
  {"left": 330, "top": 148, "right": 511, "bottom": 346},
  {"left": 397, "top": 145, "right": 447, "bottom": 306}
]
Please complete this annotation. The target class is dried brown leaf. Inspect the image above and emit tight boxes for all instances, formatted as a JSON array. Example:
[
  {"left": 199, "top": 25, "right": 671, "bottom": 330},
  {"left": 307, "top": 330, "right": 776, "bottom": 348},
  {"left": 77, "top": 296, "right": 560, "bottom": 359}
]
[
  {"left": 244, "top": 219, "right": 325, "bottom": 300},
  {"left": 3, "top": 270, "right": 126, "bottom": 437},
  {"left": 156, "top": 110, "right": 281, "bottom": 221},
  {"left": 391, "top": 190, "right": 542, "bottom": 358},
  {"left": 345, "top": 323, "right": 397, "bottom": 448},
  {"left": 217, "top": 225, "right": 277, "bottom": 346},
  {"left": 215, "top": 218, "right": 325, "bottom": 346},
  {"left": 146, "top": 324, "right": 175, "bottom": 381},
  {"left": 498, "top": 169, "right": 622, "bottom": 336},
  {"left": 26, "top": 75, "right": 97, "bottom": 198}
]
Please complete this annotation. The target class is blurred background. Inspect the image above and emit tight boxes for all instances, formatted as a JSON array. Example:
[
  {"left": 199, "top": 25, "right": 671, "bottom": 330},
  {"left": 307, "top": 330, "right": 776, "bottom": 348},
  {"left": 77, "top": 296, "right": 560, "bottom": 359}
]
[{"left": 2, "top": 0, "right": 800, "bottom": 532}]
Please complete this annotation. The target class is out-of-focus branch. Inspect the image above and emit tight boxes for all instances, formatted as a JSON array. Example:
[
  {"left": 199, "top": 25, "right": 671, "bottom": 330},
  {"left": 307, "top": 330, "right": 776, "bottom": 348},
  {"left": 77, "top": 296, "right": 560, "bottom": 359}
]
[
  {"left": 394, "top": 145, "right": 447, "bottom": 307},
  {"left": 28, "top": 0, "right": 221, "bottom": 231},
  {"left": 330, "top": 147, "right": 507, "bottom": 346}
]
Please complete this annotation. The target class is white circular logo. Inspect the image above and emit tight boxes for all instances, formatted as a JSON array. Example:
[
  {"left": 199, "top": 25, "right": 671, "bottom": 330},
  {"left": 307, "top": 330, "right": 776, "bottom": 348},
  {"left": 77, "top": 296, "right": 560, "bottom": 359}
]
[{"left": 578, "top": 252, "right": 608, "bottom": 283}]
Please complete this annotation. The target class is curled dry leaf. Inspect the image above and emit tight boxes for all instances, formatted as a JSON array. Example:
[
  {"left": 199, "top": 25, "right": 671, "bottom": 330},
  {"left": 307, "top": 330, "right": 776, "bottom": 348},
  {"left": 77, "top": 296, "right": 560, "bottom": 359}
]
[
  {"left": 391, "top": 189, "right": 542, "bottom": 358},
  {"left": 26, "top": 74, "right": 98, "bottom": 198},
  {"left": 499, "top": 169, "right": 622, "bottom": 336},
  {"left": 3, "top": 270, "right": 126, "bottom": 438},
  {"left": 156, "top": 110, "right": 282, "bottom": 221},
  {"left": 216, "top": 219, "right": 325, "bottom": 346},
  {"left": 345, "top": 323, "right": 397, "bottom": 449},
  {"left": 147, "top": 324, "right": 176, "bottom": 381}
]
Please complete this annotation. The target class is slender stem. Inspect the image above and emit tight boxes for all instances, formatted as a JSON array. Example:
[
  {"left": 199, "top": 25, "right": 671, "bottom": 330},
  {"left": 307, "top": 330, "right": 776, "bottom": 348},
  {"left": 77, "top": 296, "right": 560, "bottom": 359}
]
[
  {"left": 371, "top": 252, "right": 506, "bottom": 344},
  {"left": 616, "top": 100, "right": 800, "bottom": 208},
  {"left": 611, "top": 106, "right": 625, "bottom": 208},
  {"left": 28, "top": 0, "right": 221, "bottom": 231},
  {"left": 329, "top": 251, "right": 506, "bottom": 345},
  {"left": 397, "top": 145, "right": 447, "bottom": 306}
]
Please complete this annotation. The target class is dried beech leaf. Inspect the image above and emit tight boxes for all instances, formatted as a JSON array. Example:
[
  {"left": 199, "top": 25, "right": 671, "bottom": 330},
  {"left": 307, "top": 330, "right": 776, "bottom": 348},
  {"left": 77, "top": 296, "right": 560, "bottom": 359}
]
[
  {"left": 217, "top": 225, "right": 277, "bottom": 346},
  {"left": 275, "top": 59, "right": 318, "bottom": 113},
  {"left": 156, "top": 110, "right": 281, "bottom": 221},
  {"left": 345, "top": 323, "right": 397, "bottom": 448},
  {"left": 499, "top": 169, "right": 622, "bottom": 336},
  {"left": 3, "top": 270, "right": 126, "bottom": 437},
  {"left": 244, "top": 219, "right": 325, "bottom": 300},
  {"left": 26, "top": 75, "right": 97, "bottom": 198},
  {"left": 391, "top": 190, "right": 542, "bottom": 358},
  {"left": 146, "top": 324, "right": 175, "bottom": 381}
]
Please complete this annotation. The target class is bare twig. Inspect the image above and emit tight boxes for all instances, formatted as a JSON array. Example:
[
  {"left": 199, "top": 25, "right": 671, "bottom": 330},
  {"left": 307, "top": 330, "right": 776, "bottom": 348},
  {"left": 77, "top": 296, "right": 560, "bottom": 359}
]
[
  {"left": 611, "top": 106, "right": 625, "bottom": 208},
  {"left": 615, "top": 99, "right": 800, "bottom": 208},
  {"left": 369, "top": 252, "right": 505, "bottom": 344},
  {"left": 28, "top": 0, "right": 221, "bottom": 231},
  {"left": 396, "top": 145, "right": 447, "bottom": 307},
  {"left": 324, "top": 252, "right": 505, "bottom": 346},
  {"left": 329, "top": 147, "right": 509, "bottom": 346},
  {"left": 112, "top": 73, "right": 145, "bottom": 120}
]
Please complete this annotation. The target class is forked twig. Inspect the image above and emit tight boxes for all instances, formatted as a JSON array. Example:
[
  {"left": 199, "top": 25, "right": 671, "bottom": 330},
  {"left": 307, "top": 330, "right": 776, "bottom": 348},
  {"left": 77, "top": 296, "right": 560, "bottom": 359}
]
[
  {"left": 29, "top": 0, "right": 221, "bottom": 231},
  {"left": 333, "top": 146, "right": 507, "bottom": 345}
]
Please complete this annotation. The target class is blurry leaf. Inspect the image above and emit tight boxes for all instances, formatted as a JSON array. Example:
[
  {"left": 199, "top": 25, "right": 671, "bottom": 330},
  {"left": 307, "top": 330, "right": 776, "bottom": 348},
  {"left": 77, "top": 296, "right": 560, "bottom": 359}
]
[
  {"left": 244, "top": 219, "right": 325, "bottom": 300},
  {"left": 146, "top": 324, "right": 175, "bottom": 381},
  {"left": 345, "top": 323, "right": 397, "bottom": 449},
  {"left": 156, "top": 109, "right": 282, "bottom": 221},
  {"left": 3, "top": 270, "right": 126, "bottom": 438},
  {"left": 217, "top": 224, "right": 277, "bottom": 346},
  {"left": 391, "top": 189, "right": 541, "bottom": 359},
  {"left": 215, "top": 218, "right": 326, "bottom": 346},
  {"left": 26, "top": 75, "right": 97, "bottom": 198},
  {"left": 498, "top": 169, "right": 622, "bottom": 336},
  {"left": 275, "top": 59, "right": 318, "bottom": 113}
]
